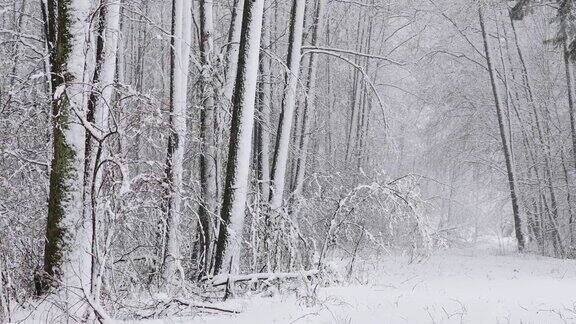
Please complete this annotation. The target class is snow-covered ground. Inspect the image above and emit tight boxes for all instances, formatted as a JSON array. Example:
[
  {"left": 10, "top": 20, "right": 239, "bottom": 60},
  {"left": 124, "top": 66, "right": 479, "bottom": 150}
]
[{"left": 134, "top": 238, "right": 576, "bottom": 324}]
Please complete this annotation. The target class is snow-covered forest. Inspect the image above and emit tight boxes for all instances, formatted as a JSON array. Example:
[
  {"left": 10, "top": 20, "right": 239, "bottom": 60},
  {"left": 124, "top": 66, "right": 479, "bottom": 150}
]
[{"left": 2, "top": 0, "right": 576, "bottom": 322}]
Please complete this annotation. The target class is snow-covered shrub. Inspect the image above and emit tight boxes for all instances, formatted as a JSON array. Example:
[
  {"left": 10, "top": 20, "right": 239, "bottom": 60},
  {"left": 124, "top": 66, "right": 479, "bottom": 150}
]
[{"left": 240, "top": 170, "right": 434, "bottom": 282}]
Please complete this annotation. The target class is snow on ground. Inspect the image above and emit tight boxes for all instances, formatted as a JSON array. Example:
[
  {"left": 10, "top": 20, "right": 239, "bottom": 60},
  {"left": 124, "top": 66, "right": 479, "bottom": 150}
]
[{"left": 133, "top": 237, "right": 576, "bottom": 324}]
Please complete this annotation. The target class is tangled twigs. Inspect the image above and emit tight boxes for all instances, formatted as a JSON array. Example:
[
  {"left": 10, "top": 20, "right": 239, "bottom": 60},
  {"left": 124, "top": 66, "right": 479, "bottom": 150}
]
[{"left": 130, "top": 297, "right": 241, "bottom": 320}]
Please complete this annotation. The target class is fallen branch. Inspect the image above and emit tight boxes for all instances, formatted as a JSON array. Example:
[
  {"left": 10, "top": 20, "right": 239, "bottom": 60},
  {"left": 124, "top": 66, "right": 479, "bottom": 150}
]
[
  {"left": 170, "top": 298, "right": 240, "bottom": 314},
  {"left": 210, "top": 270, "right": 319, "bottom": 287}
]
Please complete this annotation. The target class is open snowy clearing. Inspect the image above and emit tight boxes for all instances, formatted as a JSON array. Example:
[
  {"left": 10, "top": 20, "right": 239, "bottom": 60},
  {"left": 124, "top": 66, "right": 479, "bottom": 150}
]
[{"left": 130, "top": 241, "right": 576, "bottom": 324}]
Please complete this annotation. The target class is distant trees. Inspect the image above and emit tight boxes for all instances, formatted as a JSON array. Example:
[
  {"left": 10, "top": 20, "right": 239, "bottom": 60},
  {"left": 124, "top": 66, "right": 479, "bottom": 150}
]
[{"left": 503, "top": 0, "right": 576, "bottom": 255}]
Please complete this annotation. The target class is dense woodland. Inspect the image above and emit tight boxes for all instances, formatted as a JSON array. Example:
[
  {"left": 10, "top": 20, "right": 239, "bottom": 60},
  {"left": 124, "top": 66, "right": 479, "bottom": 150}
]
[{"left": 1, "top": 0, "right": 576, "bottom": 321}]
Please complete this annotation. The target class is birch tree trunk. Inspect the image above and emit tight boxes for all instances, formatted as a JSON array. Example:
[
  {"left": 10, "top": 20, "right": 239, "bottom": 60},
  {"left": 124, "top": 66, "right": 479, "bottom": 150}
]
[
  {"left": 198, "top": 0, "right": 218, "bottom": 276},
  {"left": 270, "top": 0, "right": 306, "bottom": 209},
  {"left": 40, "top": 0, "right": 93, "bottom": 308},
  {"left": 479, "top": 7, "right": 525, "bottom": 251},
  {"left": 215, "top": 0, "right": 244, "bottom": 239},
  {"left": 213, "top": 0, "right": 265, "bottom": 275},
  {"left": 162, "top": 0, "right": 192, "bottom": 283}
]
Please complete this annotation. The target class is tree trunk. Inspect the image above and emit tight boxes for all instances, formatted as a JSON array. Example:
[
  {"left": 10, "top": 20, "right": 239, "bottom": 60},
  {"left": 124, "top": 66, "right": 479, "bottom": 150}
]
[
  {"left": 293, "top": 0, "right": 326, "bottom": 195},
  {"left": 39, "top": 0, "right": 92, "bottom": 309},
  {"left": 270, "top": 0, "right": 306, "bottom": 209},
  {"left": 344, "top": 13, "right": 365, "bottom": 165},
  {"left": 223, "top": 0, "right": 245, "bottom": 103},
  {"left": 162, "top": 0, "right": 192, "bottom": 283},
  {"left": 354, "top": 13, "right": 373, "bottom": 170},
  {"left": 560, "top": 150, "right": 575, "bottom": 250},
  {"left": 198, "top": 0, "right": 218, "bottom": 276},
  {"left": 563, "top": 40, "right": 576, "bottom": 171},
  {"left": 510, "top": 14, "right": 549, "bottom": 252},
  {"left": 213, "top": 0, "right": 265, "bottom": 276},
  {"left": 256, "top": 4, "right": 273, "bottom": 202},
  {"left": 84, "top": 0, "right": 121, "bottom": 303},
  {"left": 479, "top": 8, "right": 525, "bottom": 251}
]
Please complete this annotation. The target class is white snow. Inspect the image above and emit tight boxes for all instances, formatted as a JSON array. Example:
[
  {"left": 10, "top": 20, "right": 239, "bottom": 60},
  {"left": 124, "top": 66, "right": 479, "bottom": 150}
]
[
  {"left": 53, "top": 84, "right": 65, "bottom": 100},
  {"left": 125, "top": 237, "right": 576, "bottom": 323}
]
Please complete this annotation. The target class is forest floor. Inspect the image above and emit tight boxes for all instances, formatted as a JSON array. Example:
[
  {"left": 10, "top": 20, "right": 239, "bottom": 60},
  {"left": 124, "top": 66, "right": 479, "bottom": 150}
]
[{"left": 133, "top": 237, "right": 576, "bottom": 324}]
